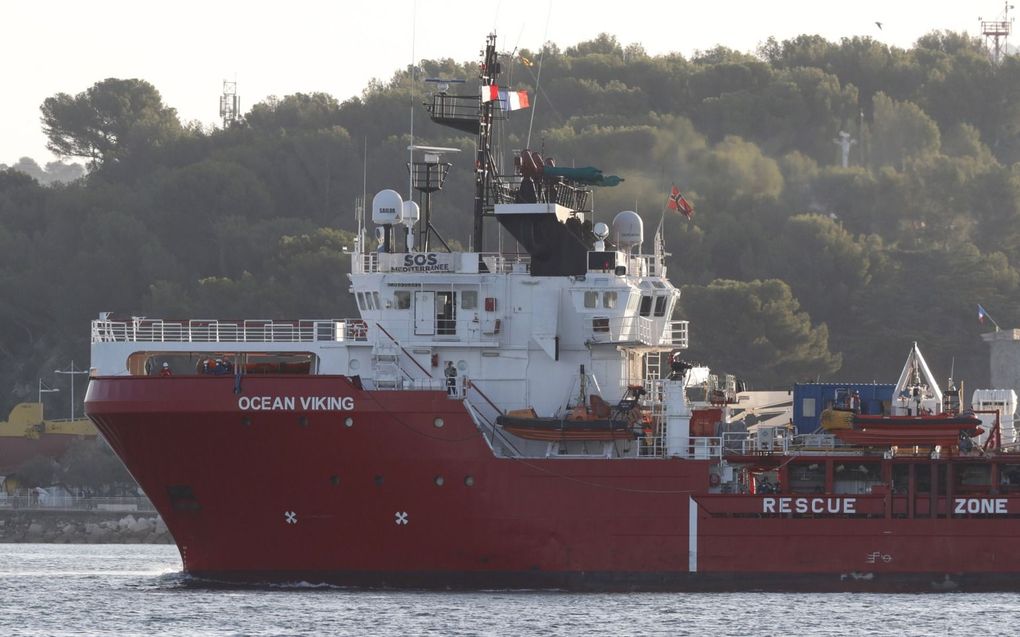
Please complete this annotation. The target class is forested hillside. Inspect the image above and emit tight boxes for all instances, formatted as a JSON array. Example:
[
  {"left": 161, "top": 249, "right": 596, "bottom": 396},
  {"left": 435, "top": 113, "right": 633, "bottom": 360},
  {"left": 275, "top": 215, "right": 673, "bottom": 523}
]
[{"left": 3, "top": 31, "right": 1019, "bottom": 414}]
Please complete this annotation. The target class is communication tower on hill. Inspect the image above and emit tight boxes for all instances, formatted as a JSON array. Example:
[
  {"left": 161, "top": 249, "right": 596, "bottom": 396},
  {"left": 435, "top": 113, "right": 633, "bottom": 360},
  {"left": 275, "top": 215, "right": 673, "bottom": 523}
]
[
  {"left": 981, "top": 2, "right": 1014, "bottom": 64},
  {"left": 219, "top": 80, "right": 240, "bottom": 128}
]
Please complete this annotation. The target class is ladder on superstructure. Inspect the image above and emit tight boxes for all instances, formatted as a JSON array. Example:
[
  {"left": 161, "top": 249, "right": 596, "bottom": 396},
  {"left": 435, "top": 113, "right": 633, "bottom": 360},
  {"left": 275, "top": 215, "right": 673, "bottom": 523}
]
[{"left": 371, "top": 342, "right": 402, "bottom": 389}]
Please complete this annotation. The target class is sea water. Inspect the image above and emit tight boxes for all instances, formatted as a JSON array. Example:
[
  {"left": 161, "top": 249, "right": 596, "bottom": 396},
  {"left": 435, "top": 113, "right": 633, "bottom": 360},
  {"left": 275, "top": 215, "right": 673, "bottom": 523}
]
[{"left": 1, "top": 544, "right": 1019, "bottom": 636}]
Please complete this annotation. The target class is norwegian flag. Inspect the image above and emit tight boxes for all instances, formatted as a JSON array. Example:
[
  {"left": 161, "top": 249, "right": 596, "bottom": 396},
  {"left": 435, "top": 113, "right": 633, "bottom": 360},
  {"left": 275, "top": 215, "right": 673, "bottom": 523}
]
[{"left": 667, "top": 185, "right": 694, "bottom": 220}]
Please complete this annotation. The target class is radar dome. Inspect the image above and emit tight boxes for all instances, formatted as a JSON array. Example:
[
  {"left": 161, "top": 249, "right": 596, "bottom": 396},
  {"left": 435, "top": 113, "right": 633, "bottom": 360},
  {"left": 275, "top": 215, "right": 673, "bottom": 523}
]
[
  {"left": 612, "top": 211, "right": 643, "bottom": 251},
  {"left": 372, "top": 189, "right": 403, "bottom": 225},
  {"left": 593, "top": 222, "right": 609, "bottom": 241},
  {"left": 401, "top": 200, "right": 420, "bottom": 225}
]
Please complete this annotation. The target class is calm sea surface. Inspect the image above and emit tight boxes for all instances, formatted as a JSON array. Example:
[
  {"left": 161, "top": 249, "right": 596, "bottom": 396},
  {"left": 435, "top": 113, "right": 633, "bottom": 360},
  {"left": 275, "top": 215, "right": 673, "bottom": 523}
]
[{"left": 1, "top": 544, "right": 1019, "bottom": 636}]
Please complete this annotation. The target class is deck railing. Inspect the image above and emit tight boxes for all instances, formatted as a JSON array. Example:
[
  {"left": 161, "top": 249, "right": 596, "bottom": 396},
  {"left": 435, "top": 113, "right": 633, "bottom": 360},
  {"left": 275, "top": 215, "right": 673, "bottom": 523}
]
[
  {"left": 589, "top": 317, "right": 689, "bottom": 348},
  {"left": 91, "top": 318, "right": 369, "bottom": 344}
]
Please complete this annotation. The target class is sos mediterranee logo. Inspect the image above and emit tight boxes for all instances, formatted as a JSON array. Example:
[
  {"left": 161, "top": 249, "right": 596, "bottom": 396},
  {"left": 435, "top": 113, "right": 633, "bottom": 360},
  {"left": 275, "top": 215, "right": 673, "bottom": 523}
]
[{"left": 396, "top": 253, "right": 451, "bottom": 272}]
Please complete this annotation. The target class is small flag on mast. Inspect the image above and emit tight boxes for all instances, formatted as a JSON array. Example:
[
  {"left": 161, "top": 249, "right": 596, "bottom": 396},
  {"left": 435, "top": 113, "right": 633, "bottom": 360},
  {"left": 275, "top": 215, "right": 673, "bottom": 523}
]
[
  {"left": 667, "top": 185, "right": 694, "bottom": 220},
  {"left": 481, "top": 85, "right": 530, "bottom": 111},
  {"left": 498, "top": 89, "right": 530, "bottom": 111},
  {"left": 978, "top": 303, "right": 1001, "bottom": 331}
]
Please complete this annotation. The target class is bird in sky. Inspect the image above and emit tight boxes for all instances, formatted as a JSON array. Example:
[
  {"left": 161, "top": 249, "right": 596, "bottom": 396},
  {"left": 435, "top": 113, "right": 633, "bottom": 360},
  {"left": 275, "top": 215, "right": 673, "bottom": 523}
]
[{"left": 875, "top": 21, "right": 883, "bottom": 30}]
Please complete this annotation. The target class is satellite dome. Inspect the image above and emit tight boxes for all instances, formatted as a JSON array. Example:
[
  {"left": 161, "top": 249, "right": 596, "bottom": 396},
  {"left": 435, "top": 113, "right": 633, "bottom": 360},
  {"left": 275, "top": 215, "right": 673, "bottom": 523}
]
[
  {"left": 372, "top": 189, "right": 403, "bottom": 225},
  {"left": 401, "top": 200, "right": 420, "bottom": 225},
  {"left": 593, "top": 222, "right": 609, "bottom": 241},
  {"left": 611, "top": 211, "right": 643, "bottom": 251}
]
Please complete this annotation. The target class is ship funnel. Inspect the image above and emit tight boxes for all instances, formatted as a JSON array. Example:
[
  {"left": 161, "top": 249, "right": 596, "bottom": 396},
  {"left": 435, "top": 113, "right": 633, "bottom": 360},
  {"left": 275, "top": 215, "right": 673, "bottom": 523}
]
[
  {"left": 372, "top": 189, "right": 403, "bottom": 225},
  {"left": 612, "top": 210, "right": 643, "bottom": 252}
]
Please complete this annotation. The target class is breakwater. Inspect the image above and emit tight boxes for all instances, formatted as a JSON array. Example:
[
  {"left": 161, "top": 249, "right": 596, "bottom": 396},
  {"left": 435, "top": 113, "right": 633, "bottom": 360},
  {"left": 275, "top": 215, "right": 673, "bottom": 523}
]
[{"left": 0, "top": 509, "right": 172, "bottom": 543}]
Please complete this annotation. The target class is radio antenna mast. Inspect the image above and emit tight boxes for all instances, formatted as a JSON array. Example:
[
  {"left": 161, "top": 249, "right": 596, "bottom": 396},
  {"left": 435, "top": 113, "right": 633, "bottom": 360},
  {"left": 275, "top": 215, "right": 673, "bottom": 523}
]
[
  {"left": 981, "top": 1, "right": 1014, "bottom": 64},
  {"left": 219, "top": 80, "right": 240, "bottom": 128}
]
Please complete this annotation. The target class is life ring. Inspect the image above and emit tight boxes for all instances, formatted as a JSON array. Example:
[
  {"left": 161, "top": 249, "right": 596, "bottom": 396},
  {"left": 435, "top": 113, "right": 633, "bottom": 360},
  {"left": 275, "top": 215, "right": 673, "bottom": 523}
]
[{"left": 709, "top": 473, "right": 721, "bottom": 487}]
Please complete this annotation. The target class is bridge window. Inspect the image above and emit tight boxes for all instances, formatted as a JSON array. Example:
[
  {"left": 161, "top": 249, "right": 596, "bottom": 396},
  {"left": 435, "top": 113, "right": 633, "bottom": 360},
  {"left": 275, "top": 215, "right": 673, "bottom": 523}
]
[
  {"left": 654, "top": 296, "right": 667, "bottom": 317},
  {"left": 603, "top": 291, "right": 617, "bottom": 309},
  {"left": 639, "top": 296, "right": 652, "bottom": 317},
  {"left": 462, "top": 290, "right": 477, "bottom": 310},
  {"left": 355, "top": 292, "right": 380, "bottom": 311},
  {"left": 584, "top": 291, "right": 598, "bottom": 308},
  {"left": 394, "top": 291, "right": 411, "bottom": 309}
]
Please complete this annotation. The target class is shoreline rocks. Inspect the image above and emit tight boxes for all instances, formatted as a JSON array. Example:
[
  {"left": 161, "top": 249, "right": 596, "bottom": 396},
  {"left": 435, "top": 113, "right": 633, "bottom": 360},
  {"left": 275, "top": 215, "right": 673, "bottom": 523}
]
[{"left": 0, "top": 511, "right": 173, "bottom": 544}]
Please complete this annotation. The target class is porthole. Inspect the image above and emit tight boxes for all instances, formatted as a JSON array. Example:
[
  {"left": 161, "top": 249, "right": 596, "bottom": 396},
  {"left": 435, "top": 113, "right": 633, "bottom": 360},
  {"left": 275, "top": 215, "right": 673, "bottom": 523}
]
[
  {"left": 349, "top": 359, "right": 360, "bottom": 372},
  {"left": 241, "top": 415, "right": 252, "bottom": 427},
  {"left": 330, "top": 475, "right": 340, "bottom": 486},
  {"left": 464, "top": 475, "right": 475, "bottom": 487},
  {"left": 374, "top": 475, "right": 384, "bottom": 486},
  {"left": 434, "top": 475, "right": 445, "bottom": 487},
  {"left": 344, "top": 417, "right": 354, "bottom": 428},
  {"left": 434, "top": 417, "right": 445, "bottom": 428}
]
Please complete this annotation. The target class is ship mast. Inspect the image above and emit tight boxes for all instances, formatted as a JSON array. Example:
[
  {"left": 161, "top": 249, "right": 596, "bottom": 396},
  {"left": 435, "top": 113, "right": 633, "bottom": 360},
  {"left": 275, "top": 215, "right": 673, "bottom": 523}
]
[
  {"left": 423, "top": 34, "right": 504, "bottom": 252},
  {"left": 474, "top": 33, "right": 500, "bottom": 252}
]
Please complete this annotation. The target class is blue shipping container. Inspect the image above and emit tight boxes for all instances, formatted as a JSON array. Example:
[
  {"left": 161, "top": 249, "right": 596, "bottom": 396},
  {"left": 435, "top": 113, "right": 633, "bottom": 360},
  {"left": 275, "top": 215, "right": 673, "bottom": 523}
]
[{"left": 792, "top": 383, "right": 895, "bottom": 434}]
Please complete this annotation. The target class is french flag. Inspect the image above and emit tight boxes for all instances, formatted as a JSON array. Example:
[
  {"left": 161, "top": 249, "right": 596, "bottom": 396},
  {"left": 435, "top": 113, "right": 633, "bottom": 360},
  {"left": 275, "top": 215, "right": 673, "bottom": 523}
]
[
  {"left": 499, "top": 89, "right": 530, "bottom": 111},
  {"left": 978, "top": 304, "right": 990, "bottom": 324}
]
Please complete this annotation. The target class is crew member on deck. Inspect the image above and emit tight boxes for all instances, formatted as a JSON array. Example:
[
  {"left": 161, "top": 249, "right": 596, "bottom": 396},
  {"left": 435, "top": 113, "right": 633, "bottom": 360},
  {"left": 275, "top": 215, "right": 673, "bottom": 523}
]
[
  {"left": 445, "top": 361, "right": 458, "bottom": 396},
  {"left": 668, "top": 352, "right": 691, "bottom": 381},
  {"left": 848, "top": 390, "right": 860, "bottom": 413},
  {"left": 160, "top": 362, "right": 173, "bottom": 377}
]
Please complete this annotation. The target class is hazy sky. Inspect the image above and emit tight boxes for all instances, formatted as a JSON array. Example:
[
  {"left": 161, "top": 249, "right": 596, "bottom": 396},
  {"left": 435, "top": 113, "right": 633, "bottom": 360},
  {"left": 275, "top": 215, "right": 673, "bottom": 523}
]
[{"left": 0, "top": 0, "right": 1001, "bottom": 165}]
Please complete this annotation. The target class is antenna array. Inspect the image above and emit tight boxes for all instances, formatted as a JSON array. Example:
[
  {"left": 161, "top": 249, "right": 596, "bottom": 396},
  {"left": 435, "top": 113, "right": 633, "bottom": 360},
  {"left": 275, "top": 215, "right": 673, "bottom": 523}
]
[
  {"left": 219, "top": 80, "right": 240, "bottom": 128},
  {"left": 981, "top": 1, "right": 1015, "bottom": 64}
]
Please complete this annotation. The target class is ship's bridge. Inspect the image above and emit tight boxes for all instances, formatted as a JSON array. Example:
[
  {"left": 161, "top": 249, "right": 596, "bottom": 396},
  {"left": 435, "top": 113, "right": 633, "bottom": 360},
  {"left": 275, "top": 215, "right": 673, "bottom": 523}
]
[{"left": 348, "top": 245, "right": 685, "bottom": 351}]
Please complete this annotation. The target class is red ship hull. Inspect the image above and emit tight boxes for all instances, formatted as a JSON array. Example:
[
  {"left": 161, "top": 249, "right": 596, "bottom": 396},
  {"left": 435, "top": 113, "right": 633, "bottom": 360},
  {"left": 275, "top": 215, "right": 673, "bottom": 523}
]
[{"left": 85, "top": 375, "right": 1020, "bottom": 591}]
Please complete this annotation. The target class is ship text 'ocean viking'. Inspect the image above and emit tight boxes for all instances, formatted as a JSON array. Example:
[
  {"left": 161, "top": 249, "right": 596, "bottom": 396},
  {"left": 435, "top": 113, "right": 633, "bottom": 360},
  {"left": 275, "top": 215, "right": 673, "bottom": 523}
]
[{"left": 236, "top": 396, "right": 355, "bottom": 411}]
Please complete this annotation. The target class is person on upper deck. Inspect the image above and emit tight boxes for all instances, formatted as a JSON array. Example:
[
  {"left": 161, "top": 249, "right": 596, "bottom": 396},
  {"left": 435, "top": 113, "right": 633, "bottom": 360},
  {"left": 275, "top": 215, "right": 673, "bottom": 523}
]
[{"left": 445, "top": 361, "right": 458, "bottom": 396}]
